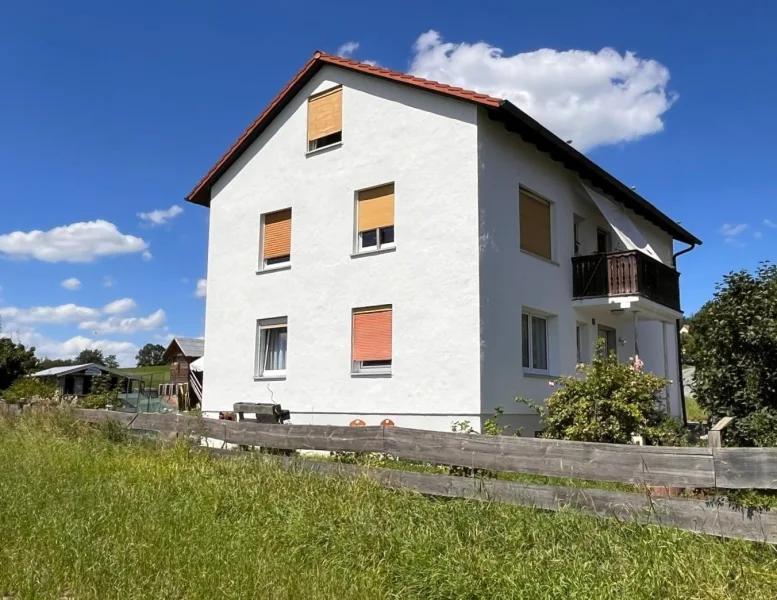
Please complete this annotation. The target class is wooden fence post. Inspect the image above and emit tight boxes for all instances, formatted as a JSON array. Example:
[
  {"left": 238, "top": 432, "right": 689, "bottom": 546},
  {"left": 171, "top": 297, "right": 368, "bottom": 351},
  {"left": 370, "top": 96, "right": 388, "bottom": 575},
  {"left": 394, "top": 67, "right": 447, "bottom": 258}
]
[{"left": 708, "top": 416, "right": 735, "bottom": 448}]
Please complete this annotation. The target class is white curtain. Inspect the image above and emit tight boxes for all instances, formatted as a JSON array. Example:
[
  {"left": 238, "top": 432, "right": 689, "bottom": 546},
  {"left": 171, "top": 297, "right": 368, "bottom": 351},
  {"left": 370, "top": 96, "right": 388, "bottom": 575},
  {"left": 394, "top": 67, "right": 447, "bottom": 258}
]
[{"left": 264, "top": 328, "right": 287, "bottom": 371}]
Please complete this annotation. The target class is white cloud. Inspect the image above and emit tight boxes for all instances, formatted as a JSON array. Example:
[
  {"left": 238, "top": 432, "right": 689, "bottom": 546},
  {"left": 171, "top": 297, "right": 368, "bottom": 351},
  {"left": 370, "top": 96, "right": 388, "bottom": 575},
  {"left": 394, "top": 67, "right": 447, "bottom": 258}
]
[
  {"left": 137, "top": 205, "right": 184, "bottom": 226},
  {"left": 0, "top": 220, "right": 148, "bottom": 263},
  {"left": 720, "top": 223, "right": 747, "bottom": 238},
  {"left": 337, "top": 41, "right": 360, "bottom": 57},
  {"left": 142, "top": 250, "right": 153, "bottom": 261},
  {"left": 408, "top": 30, "right": 677, "bottom": 151},
  {"left": 0, "top": 303, "right": 100, "bottom": 324},
  {"left": 102, "top": 297, "right": 137, "bottom": 315},
  {"left": 1, "top": 327, "right": 138, "bottom": 367},
  {"left": 61, "top": 278, "right": 81, "bottom": 290},
  {"left": 102, "top": 276, "right": 115, "bottom": 287},
  {"left": 754, "top": 231, "right": 763, "bottom": 240},
  {"left": 196, "top": 278, "right": 207, "bottom": 298},
  {"left": 764, "top": 219, "right": 777, "bottom": 229},
  {"left": 79, "top": 309, "right": 166, "bottom": 335}
]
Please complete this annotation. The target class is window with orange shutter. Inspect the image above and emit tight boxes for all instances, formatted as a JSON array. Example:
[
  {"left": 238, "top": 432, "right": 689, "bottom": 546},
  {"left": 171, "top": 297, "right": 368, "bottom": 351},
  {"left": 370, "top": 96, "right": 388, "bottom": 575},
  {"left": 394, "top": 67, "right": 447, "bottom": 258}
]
[
  {"left": 352, "top": 306, "right": 392, "bottom": 374},
  {"left": 355, "top": 183, "right": 395, "bottom": 253},
  {"left": 519, "top": 187, "right": 553, "bottom": 260},
  {"left": 307, "top": 87, "right": 342, "bottom": 152},
  {"left": 260, "top": 209, "right": 292, "bottom": 269}
]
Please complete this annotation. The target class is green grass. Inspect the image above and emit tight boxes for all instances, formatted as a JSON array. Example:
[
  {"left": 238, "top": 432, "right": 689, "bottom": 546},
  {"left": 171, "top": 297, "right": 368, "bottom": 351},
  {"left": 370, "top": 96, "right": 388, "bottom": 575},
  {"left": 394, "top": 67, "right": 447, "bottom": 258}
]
[
  {"left": 118, "top": 364, "right": 170, "bottom": 385},
  {"left": 1, "top": 412, "right": 776, "bottom": 600},
  {"left": 686, "top": 396, "right": 709, "bottom": 422}
]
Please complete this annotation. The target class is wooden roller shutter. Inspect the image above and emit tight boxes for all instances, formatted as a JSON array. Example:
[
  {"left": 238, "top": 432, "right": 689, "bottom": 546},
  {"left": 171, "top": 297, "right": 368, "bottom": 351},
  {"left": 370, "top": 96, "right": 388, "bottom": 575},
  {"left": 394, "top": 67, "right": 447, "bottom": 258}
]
[
  {"left": 352, "top": 307, "right": 392, "bottom": 361},
  {"left": 307, "top": 87, "right": 342, "bottom": 142},
  {"left": 520, "top": 189, "right": 552, "bottom": 259},
  {"left": 263, "top": 209, "right": 292, "bottom": 259},
  {"left": 357, "top": 184, "right": 394, "bottom": 232}
]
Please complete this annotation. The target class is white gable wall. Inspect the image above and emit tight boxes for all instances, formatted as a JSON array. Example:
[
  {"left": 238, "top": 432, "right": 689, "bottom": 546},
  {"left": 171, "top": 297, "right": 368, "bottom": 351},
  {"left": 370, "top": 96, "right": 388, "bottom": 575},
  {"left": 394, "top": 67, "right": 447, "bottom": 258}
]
[{"left": 203, "top": 66, "right": 482, "bottom": 429}]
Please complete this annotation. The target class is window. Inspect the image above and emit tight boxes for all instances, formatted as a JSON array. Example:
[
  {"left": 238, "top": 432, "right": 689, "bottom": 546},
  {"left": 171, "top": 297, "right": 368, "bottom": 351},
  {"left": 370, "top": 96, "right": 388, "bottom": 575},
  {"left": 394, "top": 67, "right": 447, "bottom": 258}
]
[
  {"left": 352, "top": 306, "right": 392, "bottom": 374},
  {"left": 307, "top": 87, "right": 342, "bottom": 152},
  {"left": 261, "top": 209, "right": 292, "bottom": 269},
  {"left": 596, "top": 228, "right": 612, "bottom": 254},
  {"left": 256, "top": 318, "right": 288, "bottom": 377},
  {"left": 522, "top": 313, "right": 548, "bottom": 373},
  {"left": 356, "top": 183, "right": 395, "bottom": 252},
  {"left": 520, "top": 187, "right": 552, "bottom": 260}
]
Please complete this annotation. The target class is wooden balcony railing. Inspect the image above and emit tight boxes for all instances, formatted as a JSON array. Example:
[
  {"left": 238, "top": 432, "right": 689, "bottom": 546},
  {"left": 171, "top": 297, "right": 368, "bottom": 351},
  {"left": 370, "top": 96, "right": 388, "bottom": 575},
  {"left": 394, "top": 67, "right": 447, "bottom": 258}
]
[{"left": 572, "top": 250, "right": 680, "bottom": 311}]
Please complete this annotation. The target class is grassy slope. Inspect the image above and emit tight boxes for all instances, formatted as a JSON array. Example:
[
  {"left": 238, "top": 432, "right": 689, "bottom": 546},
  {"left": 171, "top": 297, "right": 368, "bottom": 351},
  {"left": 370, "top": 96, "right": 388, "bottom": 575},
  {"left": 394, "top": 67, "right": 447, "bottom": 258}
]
[
  {"left": 118, "top": 364, "right": 170, "bottom": 384},
  {"left": 0, "top": 414, "right": 776, "bottom": 600}
]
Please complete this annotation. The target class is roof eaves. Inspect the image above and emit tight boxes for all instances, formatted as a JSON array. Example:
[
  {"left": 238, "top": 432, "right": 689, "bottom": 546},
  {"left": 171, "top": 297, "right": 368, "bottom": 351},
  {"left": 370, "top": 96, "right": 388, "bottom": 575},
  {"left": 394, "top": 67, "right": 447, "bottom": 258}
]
[{"left": 494, "top": 100, "right": 702, "bottom": 246}]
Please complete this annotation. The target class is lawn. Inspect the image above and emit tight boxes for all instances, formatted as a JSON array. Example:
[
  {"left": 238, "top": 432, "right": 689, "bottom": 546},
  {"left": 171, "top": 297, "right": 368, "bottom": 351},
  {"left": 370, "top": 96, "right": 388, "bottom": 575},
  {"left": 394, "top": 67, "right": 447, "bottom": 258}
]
[
  {"left": 118, "top": 364, "right": 170, "bottom": 385},
  {"left": 0, "top": 412, "right": 775, "bottom": 600}
]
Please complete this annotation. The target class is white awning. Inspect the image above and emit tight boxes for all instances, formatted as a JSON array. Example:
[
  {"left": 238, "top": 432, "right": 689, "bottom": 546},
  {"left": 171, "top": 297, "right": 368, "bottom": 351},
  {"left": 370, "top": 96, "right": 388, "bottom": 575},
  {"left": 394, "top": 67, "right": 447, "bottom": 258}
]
[
  {"left": 581, "top": 183, "right": 663, "bottom": 263},
  {"left": 189, "top": 356, "right": 204, "bottom": 372}
]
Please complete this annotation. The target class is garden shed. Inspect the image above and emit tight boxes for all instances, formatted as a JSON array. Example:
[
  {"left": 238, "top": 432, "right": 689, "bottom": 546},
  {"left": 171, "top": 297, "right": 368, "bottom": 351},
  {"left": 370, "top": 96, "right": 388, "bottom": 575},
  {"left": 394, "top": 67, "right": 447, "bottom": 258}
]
[{"left": 31, "top": 363, "right": 139, "bottom": 397}]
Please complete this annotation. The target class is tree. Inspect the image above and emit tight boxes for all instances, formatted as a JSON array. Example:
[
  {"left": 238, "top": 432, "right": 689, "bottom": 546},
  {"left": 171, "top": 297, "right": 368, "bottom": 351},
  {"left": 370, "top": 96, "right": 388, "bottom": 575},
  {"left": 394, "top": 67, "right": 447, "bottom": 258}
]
[
  {"left": 36, "top": 357, "right": 76, "bottom": 371},
  {"left": 75, "top": 349, "right": 106, "bottom": 366},
  {"left": 104, "top": 355, "right": 120, "bottom": 369},
  {"left": 680, "top": 312, "right": 701, "bottom": 365},
  {"left": 0, "top": 335, "right": 37, "bottom": 390},
  {"left": 693, "top": 262, "right": 777, "bottom": 446},
  {"left": 135, "top": 343, "right": 166, "bottom": 367}
]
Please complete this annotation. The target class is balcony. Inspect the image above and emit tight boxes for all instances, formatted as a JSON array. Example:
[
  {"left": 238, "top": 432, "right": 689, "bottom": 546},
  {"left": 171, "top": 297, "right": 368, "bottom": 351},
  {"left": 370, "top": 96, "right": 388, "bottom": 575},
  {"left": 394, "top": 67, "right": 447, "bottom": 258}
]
[{"left": 572, "top": 250, "right": 680, "bottom": 312}]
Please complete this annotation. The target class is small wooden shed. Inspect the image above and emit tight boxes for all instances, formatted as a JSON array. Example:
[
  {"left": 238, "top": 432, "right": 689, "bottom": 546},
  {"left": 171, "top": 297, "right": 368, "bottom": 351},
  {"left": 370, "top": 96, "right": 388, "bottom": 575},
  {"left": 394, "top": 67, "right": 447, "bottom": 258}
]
[{"left": 162, "top": 337, "right": 204, "bottom": 386}]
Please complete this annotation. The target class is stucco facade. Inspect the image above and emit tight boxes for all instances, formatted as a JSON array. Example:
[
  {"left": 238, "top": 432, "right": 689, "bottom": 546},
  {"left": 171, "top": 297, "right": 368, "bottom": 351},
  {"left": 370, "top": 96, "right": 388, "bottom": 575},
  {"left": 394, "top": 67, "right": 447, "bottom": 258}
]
[{"left": 199, "top": 63, "right": 688, "bottom": 434}]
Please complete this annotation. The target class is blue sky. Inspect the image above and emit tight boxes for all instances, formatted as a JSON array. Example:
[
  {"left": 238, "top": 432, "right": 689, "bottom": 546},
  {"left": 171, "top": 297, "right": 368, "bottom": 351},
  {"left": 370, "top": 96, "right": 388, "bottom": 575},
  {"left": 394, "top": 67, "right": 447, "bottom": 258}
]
[{"left": 1, "top": 1, "right": 775, "bottom": 365}]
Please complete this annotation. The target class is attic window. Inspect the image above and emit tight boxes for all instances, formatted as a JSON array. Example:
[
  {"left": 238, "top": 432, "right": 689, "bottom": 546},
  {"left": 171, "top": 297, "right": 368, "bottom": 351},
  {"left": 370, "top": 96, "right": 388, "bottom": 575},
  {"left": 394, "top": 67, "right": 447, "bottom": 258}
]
[{"left": 307, "top": 87, "right": 342, "bottom": 152}]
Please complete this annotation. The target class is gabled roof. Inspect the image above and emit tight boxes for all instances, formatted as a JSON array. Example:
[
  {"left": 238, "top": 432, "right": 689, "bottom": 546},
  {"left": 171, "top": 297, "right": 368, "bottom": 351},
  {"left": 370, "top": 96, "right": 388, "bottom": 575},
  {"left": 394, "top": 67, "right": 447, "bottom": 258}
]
[
  {"left": 186, "top": 51, "right": 701, "bottom": 246},
  {"left": 31, "top": 363, "right": 140, "bottom": 380},
  {"left": 163, "top": 337, "right": 204, "bottom": 362}
]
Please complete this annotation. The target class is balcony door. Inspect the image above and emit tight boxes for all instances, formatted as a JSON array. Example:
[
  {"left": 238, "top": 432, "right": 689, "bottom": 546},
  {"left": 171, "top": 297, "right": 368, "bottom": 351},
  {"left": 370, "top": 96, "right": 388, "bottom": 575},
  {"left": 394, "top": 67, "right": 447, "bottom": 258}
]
[{"left": 598, "top": 326, "right": 617, "bottom": 359}]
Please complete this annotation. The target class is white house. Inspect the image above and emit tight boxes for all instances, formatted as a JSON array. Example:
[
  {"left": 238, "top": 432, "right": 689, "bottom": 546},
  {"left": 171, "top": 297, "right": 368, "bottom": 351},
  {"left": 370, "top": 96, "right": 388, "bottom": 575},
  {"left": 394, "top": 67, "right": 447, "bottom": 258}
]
[{"left": 186, "top": 51, "right": 701, "bottom": 435}]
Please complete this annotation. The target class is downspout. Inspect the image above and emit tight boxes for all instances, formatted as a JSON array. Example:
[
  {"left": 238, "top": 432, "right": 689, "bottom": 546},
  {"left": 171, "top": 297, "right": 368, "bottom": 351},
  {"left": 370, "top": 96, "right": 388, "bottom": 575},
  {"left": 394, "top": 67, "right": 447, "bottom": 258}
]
[{"left": 672, "top": 243, "right": 697, "bottom": 424}]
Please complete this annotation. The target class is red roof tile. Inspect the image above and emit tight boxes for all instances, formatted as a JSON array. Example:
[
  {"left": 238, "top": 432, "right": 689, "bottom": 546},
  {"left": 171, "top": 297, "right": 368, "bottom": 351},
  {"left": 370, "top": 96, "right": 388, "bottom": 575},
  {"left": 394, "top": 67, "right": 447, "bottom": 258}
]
[{"left": 185, "top": 51, "right": 502, "bottom": 206}]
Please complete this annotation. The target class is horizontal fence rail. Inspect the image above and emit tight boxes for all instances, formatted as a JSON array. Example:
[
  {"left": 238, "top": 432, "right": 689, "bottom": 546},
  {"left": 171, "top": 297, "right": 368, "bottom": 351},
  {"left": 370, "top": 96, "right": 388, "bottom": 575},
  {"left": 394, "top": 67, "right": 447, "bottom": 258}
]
[
  {"left": 68, "top": 409, "right": 777, "bottom": 491},
  {"left": 5, "top": 405, "right": 777, "bottom": 544}
]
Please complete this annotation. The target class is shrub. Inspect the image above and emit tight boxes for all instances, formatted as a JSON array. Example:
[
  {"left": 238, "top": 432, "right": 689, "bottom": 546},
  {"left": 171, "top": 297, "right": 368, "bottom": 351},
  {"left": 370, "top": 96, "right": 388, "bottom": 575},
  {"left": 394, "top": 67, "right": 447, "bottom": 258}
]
[
  {"left": 1, "top": 377, "right": 58, "bottom": 405},
  {"left": 520, "top": 344, "right": 688, "bottom": 445}
]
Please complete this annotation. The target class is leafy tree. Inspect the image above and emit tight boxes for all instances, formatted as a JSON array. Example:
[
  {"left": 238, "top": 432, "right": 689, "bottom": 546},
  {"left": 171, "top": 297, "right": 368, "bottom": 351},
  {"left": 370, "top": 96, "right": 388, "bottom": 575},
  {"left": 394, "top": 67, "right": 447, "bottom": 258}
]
[
  {"left": 520, "top": 343, "right": 687, "bottom": 446},
  {"left": 104, "top": 355, "right": 120, "bottom": 370},
  {"left": 135, "top": 343, "right": 166, "bottom": 367},
  {"left": 36, "top": 357, "right": 76, "bottom": 371},
  {"left": 0, "top": 330, "right": 37, "bottom": 390},
  {"left": 75, "top": 349, "right": 106, "bottom": 366},
  {"left": 693, "top": 262, "right": 777, "bottom": 446}
]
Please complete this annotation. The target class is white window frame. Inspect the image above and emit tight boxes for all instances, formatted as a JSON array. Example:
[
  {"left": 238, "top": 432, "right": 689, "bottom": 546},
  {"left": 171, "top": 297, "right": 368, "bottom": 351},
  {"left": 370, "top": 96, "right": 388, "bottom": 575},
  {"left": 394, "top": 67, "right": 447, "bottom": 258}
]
[
  {"left": 522, "top": 311, "right": 550, "bottom": 375},
  {"left": 519, "top": 186, "right": 556, "bottom": 263},
  {"left": 306, "top": 86, "right": 343, "bottom": 154},
  {"left": 351, "top": 305, "right": 392, "bottom": 375},
  {"left": 259, "top": 211, "right": 291, "bottom": 271},
  {"left": 255, "top": 317, "right": 288, "bottom": 378},
  {"left": 352, "top": 358, "right": 392, "bottom": 375},
  {"left": 353, "top": 185, "right": 396, "bottom": 254}
]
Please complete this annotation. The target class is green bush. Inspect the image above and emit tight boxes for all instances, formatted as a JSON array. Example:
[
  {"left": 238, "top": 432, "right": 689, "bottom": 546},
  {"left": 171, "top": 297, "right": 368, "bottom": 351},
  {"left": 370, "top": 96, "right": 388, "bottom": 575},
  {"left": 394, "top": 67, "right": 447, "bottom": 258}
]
[
  {"left": 1, "top": 377, "right": 58, "bottom": 405},
  {"left": 521, "top": 344, "right": 688, "bottom": 445},
  {"left": 692, "top": 263, "right": 777, "bottom": 446}
]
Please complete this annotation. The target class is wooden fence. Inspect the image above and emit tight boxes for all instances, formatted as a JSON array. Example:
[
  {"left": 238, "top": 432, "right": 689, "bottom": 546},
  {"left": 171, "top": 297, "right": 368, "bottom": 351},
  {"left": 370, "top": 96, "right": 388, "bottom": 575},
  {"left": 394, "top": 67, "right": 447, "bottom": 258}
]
[{"left": 6, "top": 405, "right": 777, "bottom": 544}]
